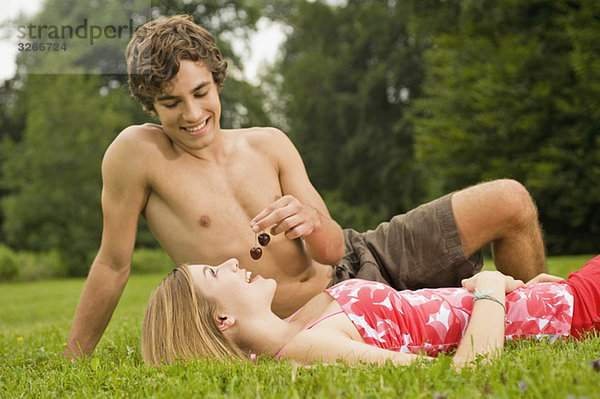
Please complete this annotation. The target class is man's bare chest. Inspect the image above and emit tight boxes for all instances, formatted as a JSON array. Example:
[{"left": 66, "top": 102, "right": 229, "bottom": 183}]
[{"left": 144, "top": 154, "right": 283, "bottom": 231}]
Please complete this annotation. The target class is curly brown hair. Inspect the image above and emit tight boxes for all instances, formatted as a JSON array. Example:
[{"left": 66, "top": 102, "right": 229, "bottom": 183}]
[{"left": 126, "top": 14, "right": 228, "bottom": 113}]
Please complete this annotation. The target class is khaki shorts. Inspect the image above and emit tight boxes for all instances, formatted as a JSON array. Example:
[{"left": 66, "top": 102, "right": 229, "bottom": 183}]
[{"left": 330, "top": 193, "right": 483, "bottom": 290}]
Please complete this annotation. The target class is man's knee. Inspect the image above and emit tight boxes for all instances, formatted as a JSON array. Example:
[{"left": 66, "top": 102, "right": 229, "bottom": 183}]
[{"left": 489, "top": 179, "right": 538, "bottom": 228}]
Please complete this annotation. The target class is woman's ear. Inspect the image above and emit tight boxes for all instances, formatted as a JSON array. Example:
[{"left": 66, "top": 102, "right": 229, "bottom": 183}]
[{"left": 215, "top": 314, "right": 236, "bottom": 332}]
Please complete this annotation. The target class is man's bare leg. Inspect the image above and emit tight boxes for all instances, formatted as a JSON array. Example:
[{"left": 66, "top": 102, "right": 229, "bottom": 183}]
[{"left": 451, "top": 179, "right": 546, "bottom": 281}]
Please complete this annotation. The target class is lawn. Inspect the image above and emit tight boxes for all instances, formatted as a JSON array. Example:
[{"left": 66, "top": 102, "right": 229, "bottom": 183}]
[{"left": 1, "top": 255, "right": 599, "bottom": 398}]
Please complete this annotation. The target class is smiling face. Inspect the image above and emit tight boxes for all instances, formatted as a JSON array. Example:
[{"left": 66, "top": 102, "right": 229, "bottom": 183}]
[
  {"left": 152, "top": 60, "right": 222, "bottom": 154},
  {"left": 189, "top": 258, "right": 277, "bottom": 317},
  {"left": 141, "top": 263, "right": 247, "bottom": 366}
]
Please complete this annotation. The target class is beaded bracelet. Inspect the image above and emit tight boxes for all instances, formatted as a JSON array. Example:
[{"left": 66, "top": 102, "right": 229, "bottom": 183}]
[{"left": 472, "top": 289, "right": 507, "bottom": 315}]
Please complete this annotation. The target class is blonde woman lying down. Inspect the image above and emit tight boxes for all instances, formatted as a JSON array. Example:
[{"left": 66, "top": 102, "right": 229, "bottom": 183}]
[{"left": 141, "top": 255, "right": 600, "bottom": 367}]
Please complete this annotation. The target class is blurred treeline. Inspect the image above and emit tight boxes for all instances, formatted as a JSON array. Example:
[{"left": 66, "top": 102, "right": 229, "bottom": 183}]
[{"left": 0, "top": 0, "right": 598, "bottom": 278}]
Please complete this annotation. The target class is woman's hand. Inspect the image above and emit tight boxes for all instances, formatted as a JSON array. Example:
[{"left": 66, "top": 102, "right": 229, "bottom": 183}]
[
  {"left": 462, "top": 270, "right": 525, "bottom": 294},
  {"left": 524, "top": 273, "right": 565, "bottom": 286},
  {"left": 454, "top": 270, "right": 512, "bottom": 370}
]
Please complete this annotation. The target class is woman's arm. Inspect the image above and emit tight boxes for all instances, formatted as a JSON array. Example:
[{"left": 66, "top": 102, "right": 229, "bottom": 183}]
[
  {"left": 279, "top": 328, "right": 427, "bottom": 367},
  {"left": 453, "top": 271, "right": 524, "bottom": 369}
]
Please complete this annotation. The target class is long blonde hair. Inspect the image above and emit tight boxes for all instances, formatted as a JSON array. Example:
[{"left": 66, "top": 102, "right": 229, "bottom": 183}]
[{"left": 141, "top": 264, "right": 245, "bottom": 366}]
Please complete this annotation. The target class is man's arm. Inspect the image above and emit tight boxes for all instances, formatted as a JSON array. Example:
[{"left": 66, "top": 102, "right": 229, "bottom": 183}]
[
  {"left": 64, "top": 256, "right": 131, "bottom": 358},
  {"left": 64, "top": 128, "right": 149, "bottom": 358},
  {"left": 250, "top": 128, "right": 345, "bottom": 265}
]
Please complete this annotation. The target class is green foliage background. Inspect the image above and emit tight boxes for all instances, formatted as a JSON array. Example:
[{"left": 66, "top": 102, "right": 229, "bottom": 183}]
[
  {"left": 0, "top": 0, "right": 598, "bottom": 277},
  {"left": 411, "top": 0, "right": 600, "bottom": 254}
]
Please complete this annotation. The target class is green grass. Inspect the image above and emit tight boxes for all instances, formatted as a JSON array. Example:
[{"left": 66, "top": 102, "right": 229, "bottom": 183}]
[
  {"left": 1, "top": 256, "right": 600, "bottom": 398},
  {"left": 482, "top": 254, "right": 596, "bottom": 278}
]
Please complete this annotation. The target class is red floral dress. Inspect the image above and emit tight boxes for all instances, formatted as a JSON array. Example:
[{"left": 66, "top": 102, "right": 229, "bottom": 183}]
[{"left": 325, "top": 279, "right": 574, "bottom": 356}]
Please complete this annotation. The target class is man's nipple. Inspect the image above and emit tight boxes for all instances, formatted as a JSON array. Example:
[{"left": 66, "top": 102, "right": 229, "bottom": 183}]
[{"left": 199, "top": 215, "right": 212, "bottom": 228}]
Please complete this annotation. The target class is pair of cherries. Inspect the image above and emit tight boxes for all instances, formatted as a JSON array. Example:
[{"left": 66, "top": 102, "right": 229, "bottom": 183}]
[{"left": 250, "top": 232, "right": 270, "bottom": 260}]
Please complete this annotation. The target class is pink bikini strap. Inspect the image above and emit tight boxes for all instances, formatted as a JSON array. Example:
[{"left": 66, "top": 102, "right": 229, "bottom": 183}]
[
  {"left": 286, "top": 307, "right": 303, "bottom": 323},
  {"left": 305, "top": 309, "right": 344, "bottom": 329},
  {"left": 275, "top": 309, "right": 344, "bottom": 359}
]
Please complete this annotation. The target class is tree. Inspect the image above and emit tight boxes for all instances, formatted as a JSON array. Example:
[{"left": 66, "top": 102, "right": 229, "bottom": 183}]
[
  {"left": 412, "top": 0, "right": 600, "bottom": 253},
  {"left": 276, "top": 0, "right": 427, "bottom": 230},
  {"left": 1, "top": 74, "right": 133, "bottom": 275}
]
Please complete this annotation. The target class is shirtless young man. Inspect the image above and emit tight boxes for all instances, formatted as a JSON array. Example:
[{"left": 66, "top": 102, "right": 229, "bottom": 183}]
[{"left": 64, "top": 14, "right": 546, "bottom": 358}]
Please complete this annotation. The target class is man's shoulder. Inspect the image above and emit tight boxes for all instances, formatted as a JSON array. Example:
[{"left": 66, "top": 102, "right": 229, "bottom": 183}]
[
  {"left": 114, "top": 123, "right": 168, "bottom": 144},
  {"left": 227, "top": 126, "right": 294, "bottom": 150},
  {"left": 106, "top": 123, "right": 170, "bottom": 154},
  {"left": 227, "top": 126, "right": 284, "bottom": 137},
  {"left": 103, "top": 123, "right": 169, "bottom": 167}
]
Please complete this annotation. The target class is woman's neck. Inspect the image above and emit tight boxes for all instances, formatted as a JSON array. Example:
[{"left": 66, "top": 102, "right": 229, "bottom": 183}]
[
  {"left": 236, "top": 312, "right": 304, "bottom": 356},
  {"left": 236, "top": 292, "right": 336, "bottom": 357}
]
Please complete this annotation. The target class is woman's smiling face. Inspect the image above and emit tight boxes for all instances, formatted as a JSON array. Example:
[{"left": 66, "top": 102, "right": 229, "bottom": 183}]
[{"left": 189, "top": 258, "right": 277, "bottom": 315}]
